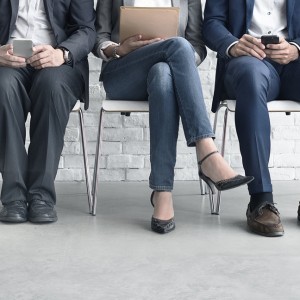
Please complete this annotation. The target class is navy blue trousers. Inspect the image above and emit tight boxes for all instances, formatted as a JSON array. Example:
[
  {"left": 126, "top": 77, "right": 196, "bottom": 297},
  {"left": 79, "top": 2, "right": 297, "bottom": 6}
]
[{"left": 224, "top": 57, "right": 300, "bottom": 195}]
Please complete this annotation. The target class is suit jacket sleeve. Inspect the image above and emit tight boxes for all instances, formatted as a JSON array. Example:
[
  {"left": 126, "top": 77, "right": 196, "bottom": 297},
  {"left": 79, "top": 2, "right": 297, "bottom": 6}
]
[
  {"left": 202, "top": 0, "right": 239, "bottom": 58},
  {"left": 185, "top": 0, "right": 207, "bottom": 65},
  {"left": 93, "top": 0, "right": 114, "bottom": 57},
  {"left": 56, "top": 0, "right": 96, "bottom": 64}
]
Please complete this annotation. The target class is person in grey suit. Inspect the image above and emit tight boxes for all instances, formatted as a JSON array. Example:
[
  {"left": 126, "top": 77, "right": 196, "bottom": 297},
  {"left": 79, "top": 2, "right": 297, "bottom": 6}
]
[
  {"left": 93, "top": 0, "right": 253, "bottom": 234},
  {"left": 0, "top": 0, "right": 95, "bottom": 224}
]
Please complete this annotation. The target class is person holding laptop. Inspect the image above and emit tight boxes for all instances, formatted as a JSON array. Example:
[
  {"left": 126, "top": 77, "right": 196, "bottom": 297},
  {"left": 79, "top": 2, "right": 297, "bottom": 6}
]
[{"left": 93, "top": 0, "right": 253, "bottom": 234}]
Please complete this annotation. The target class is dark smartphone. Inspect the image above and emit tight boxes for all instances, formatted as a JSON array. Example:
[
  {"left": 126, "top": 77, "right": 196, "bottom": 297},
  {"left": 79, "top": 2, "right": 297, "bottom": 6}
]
[{"left": 261, "top": 35, "right": 279, "bottom": 45}]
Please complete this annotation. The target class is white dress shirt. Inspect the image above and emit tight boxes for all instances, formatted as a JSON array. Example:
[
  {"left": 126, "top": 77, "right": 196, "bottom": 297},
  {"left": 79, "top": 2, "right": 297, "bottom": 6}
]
[
  {"left": 227, "top": 0, "right": 300, "bottom": 56},
  {"left": 8, "top": 0, "right": 56, "bottom": 46},
  {"left": 248, "top": 0, "right": 287, "bottom": 38},
  {"left": 134, "top": 0, "right": 172, "bottom": 7}
]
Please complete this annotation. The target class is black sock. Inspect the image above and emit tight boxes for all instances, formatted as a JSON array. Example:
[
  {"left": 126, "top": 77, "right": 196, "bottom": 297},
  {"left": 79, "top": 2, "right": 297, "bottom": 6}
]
[{"left": 250, "top": 192, "right": 273, "bottom": 211}]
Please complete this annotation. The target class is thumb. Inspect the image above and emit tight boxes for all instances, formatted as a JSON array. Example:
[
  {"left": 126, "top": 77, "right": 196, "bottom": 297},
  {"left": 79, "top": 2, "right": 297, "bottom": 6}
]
[{"left": 136, "top": 34, "right": 142, "bottom": 41}]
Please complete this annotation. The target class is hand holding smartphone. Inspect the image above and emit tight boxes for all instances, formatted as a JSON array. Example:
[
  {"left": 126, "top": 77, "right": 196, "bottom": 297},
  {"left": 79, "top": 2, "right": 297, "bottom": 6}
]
[
  {"left": 13, "top": 39, "right": 33, "bottom": 58},
  {"left": 261, "top": 35, "right": 279, "bottom": 46}
]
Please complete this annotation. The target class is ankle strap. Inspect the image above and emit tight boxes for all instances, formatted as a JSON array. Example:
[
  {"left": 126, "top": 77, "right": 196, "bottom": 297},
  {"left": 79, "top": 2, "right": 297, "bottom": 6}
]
[{"left": 198, "top": 150, "right": 218, "bottom": 166}]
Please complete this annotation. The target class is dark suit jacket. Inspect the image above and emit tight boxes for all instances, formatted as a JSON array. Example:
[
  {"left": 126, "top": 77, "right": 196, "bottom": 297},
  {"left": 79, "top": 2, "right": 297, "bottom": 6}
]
[
  {"left": 0, "top": 0, "right": 96, "bottom": 109},
  {"left": 202, "top": 0, "right": 300, "bottom": 113}
]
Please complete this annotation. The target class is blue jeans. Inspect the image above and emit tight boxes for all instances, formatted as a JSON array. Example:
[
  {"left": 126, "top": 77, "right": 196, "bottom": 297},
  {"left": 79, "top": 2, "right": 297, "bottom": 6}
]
[
  {"left": 102, "top": 37, "right": 214, "bottom": 191},
  {"left": 224, "top": 56, "right": 300, "bottom": 195}
]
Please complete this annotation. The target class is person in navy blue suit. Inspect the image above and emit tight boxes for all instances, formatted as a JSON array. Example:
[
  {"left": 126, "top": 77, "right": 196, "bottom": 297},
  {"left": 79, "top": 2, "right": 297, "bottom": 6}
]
[
  {"left": 0, "top": 0, "right": 95, "bottom": 224},
  {"left": 203, "top": 0, "right": 300, "bottom": 236}
]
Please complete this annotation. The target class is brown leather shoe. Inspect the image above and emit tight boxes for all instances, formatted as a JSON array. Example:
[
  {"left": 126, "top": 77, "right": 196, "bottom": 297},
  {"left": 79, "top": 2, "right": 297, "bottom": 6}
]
[{"left": 246, "top": 202, "right": 284, "bottom": 237}]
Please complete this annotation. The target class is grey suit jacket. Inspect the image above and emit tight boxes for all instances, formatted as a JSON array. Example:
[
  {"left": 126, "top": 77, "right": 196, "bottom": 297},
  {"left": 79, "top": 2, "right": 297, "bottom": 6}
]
[{"left": 93, "top": 0, "right": 206, "bottom": 73}]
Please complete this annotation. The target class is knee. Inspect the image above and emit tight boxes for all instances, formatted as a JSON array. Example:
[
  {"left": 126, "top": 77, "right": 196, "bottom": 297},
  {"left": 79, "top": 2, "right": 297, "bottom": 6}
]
[
  {"left": 0, "top": 74, "right": 22, "bottom": 111},
  {"left": 168, "top": 37, "right": 193, "bottom": 51},
  {"left": 164, "top": 37, "right": 195, "bottom": 59},
  {"left": 233, "top": 58, "right": 271, "bottom": 87},
  {"left": 148, "top": 63, "right": 172, "bottom": 86},
  {"left": 30, "top": 69, "right": 72, "bottom": 109},
  {"left": 32, "top": 69, "right": 64, "bottom": 96}
]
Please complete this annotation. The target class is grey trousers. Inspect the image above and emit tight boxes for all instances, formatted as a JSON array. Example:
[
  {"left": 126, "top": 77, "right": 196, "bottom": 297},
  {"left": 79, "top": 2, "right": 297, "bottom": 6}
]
[{"left": 0, "top": 65, "right": 84, "bottom": 205}]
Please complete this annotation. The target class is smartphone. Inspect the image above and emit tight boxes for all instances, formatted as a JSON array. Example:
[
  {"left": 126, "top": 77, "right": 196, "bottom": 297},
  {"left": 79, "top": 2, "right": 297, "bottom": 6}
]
[
  {"left": 261, "top": 35, "right": 279, "bottom": 45},
  {"left": 13, "top": 39, "right": 33, "bottom": 58}
]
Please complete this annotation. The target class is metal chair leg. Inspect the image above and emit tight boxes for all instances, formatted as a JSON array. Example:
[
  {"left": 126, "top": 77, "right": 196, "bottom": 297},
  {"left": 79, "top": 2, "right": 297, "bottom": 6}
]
[
  {"left": 92, "top": 108, "right": 104, "bottom": 216},
  {"left": 208, "top": 107, "right": 229, "bottom": 215},
  {"left": 78, "top": 108, "right": 93, "bottom": 214}
]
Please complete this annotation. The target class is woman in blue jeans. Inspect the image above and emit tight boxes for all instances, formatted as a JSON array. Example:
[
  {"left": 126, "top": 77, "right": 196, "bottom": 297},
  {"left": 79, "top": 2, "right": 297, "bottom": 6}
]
[{"left": 93, "top": 0, "right": 253, "bottom": 234}]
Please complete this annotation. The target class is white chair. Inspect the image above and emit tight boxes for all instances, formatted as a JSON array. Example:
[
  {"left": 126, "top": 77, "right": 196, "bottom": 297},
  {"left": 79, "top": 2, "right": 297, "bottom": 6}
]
[
  {"left": 91, "top": 100, "right": 149, "bottom": 215},
  {"left": 71, "top": 100, "right": 93, "bottom": 214},
  {"left": 211, "top": 99, "right": 300, "bottom": 215},
  {"left": 91, "top": 99, "right": 221, "bottom": 216}
]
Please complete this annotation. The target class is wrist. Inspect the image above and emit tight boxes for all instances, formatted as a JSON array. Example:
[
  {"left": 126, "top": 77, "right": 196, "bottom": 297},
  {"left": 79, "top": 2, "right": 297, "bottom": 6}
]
[
  {"left": 57, "top": 47, "right": 72, "bottom": 65},
  {"left": 112, "top": 45, "right": 121, "bottom": 59},
  {"left": 56, "top": 48, "right": 65, "bottom": 65}
]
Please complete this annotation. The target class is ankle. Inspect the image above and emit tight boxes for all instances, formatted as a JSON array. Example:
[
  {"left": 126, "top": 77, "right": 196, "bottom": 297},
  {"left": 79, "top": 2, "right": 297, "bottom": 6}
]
[
  {"left": 152, "top": 191, "right": 174, "bottom": 220},
  {"left": 250, "top": 192, "right": 273, "bottom": 211}
]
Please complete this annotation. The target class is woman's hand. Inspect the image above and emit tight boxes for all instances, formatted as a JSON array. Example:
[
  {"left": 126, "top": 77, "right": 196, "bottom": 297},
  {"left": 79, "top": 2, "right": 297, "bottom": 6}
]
[
  {"left": 104, "top": 35, "right": 162, "bottom": 58},
  {"left": 264, "top": 37, "right": 299, "bottom": 64},
  {"left": 0, "top": 44, "right": 26, "bottom": 68},
  {"left": 229, "top": 34, "right": 266, "bottom": 60},
  {"left": 118, "top": 34, "right": 162, "bottom": 56}
]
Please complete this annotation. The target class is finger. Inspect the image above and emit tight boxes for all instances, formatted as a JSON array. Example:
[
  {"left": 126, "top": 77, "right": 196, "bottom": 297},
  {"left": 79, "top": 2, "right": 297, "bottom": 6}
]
[
  {"left": 32, "top": 45, "right": 48, "bottom": 53},
  {"left": 27, "top": 50, "right": 49, "bottom": 64},
  {"left": 30, "top": 55, "right": 52, "bottom": 68},
  {"left": 237, "top": 42, "right": 266, "bottom": 59},
  {"left": 5, "top": 54, "right": 26, "bottom": 63},
  {"left": 1, "top": 44, "right": 13, "bottom": 52},
  {"left": 1, "top": 60, "right": 26, "bottom": 68}
]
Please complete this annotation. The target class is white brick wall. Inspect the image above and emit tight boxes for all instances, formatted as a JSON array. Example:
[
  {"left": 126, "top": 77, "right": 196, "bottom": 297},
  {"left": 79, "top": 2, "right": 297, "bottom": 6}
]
[
  {"left": 52, "top": 48, "right": 300, "bottom": 182},
  {"left": 2, "top": 0, "right": 299, "bottom": 182}
]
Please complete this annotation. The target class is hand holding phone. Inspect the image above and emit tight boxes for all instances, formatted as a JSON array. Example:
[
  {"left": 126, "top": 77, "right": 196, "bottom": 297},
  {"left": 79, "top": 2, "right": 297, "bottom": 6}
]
[
  {"left": 13, "top": 39, "right": 33, "bottom": 58},
  {"left": 261, "top": 35, "right": 279, "bottom": 46}
]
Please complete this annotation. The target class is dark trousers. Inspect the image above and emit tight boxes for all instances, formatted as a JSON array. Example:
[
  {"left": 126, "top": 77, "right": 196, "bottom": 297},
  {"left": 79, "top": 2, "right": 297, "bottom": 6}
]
[
  {"left": 0, "top": 65, "right": 84, "bottom": 205},
  {"left": 224, "top": 57, "right": 300, "bottom": 195}
]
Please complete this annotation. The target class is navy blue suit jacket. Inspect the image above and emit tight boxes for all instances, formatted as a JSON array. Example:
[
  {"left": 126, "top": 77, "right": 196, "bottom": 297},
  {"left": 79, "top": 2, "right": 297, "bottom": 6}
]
[
  {"left": 0, "top": 0, "right": 96, "bottom": 109},
  {"left": 202, "top": 0, "right": 300, "bottom": 112}
]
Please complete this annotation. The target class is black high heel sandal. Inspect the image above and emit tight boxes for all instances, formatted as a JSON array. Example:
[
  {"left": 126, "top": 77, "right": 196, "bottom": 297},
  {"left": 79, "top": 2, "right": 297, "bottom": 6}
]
[
  {"left": 150, "top": 191, "right": 175, "bottom": 234},
  {"left": 198, "top": 151, "right": 254, "bottom": 194}
]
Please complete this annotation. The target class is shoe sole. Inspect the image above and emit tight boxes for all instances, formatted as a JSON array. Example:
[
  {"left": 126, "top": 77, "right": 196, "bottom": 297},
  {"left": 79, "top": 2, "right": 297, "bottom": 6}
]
[
  {"left": 0, "top": 216, "right": 27, "bottom": 223},
  {"left": 28, "top": 216, "right": 58, "bottom": 223},
  {"left": 151, "top": 225, "right": 175, "bottom": 234},
  {"left": 248, "top": 226, "right": 284, "bottom": 237}
]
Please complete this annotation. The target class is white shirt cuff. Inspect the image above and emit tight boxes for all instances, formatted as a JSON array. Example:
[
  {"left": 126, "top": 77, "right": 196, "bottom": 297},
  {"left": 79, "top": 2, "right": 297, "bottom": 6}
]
[
  {"left": 226, "top": 41, "right": 239, "bottom": 57},
  {"left": 290, "top": 42, "right": 300, "bottom": 52},
  {"left": 99, "top": 41, "right": 119, "bottom": 61}
]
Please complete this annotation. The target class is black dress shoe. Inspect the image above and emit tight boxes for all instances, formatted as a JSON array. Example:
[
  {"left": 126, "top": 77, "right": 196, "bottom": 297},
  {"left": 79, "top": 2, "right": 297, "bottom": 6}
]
[
  {"left": 150, "top": 191, "right": 175, "bottom": 234},
  {"left": 0, "top": 200, "right": 27, "bottom": 223},
  {"left": 298, "top": 202, "right": 300, "bottom": 221},
  {"left": 28, "top": 200, "right": 57, "bottom": 223}
]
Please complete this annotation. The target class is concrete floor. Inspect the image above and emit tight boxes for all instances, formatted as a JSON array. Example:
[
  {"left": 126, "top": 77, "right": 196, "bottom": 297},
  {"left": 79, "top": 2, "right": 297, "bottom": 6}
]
[{"left": 0, "top": 180, "right": 299, "bottom": 300}]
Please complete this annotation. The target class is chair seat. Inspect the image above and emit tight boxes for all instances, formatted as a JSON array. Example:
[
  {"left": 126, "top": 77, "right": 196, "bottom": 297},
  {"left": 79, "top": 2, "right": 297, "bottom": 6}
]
[
  {"left": 227, "top": 99, "right": 300, "bottom": 112},
  {"left": 71, "top": 100, "right": 81, "bottom": 112},
  {"left": 102, "top": 99, "right": 149, "bottom": 112}
]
